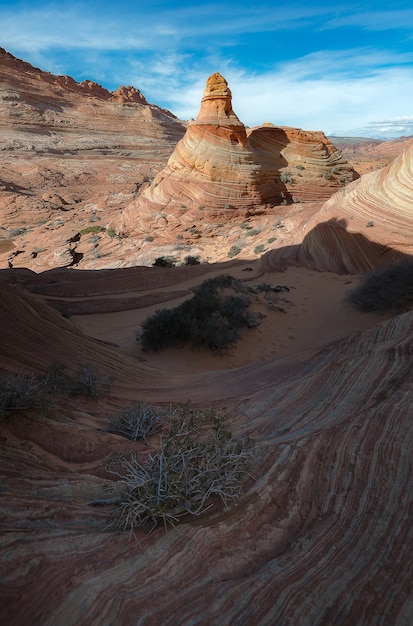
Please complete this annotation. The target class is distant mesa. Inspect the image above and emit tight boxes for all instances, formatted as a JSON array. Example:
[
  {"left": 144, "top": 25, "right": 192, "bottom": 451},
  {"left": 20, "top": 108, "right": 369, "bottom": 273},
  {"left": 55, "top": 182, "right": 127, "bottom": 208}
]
[{"left": 122, "top": 72, "right": 359, "bottom": 233}]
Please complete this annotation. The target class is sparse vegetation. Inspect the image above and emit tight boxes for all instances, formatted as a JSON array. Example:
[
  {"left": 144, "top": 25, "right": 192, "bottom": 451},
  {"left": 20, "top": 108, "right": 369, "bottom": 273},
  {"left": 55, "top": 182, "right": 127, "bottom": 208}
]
[
  {"left": 108, "top": 402, "right": 166, "bottom": 444},
  {"left": 109, "top": 404, "right": 255, "bottom": 531},
  {"left": 228, "top": 245, "right": 242, "bottom": 258},
  {"left": 0, "top": 364, "right": 111, "bottom": 421},
  {"left": 106, "top": 227, "right": 117, "bottom": 238},
  {"left": 272, "top": 220, "right": 284, "bottom": 230},
  {"left": 182, "top": 255, "right": 201, "bottom": 265},
  {"left": 139, "top": 275, "right": 262, "bottom": 352},
  {"left": 153, "top": 256, "right": 176, "bottom": 267},
  {"left": 254, "top": 244, "right": 265, "bottom": 255},
  {"left": 79, "top": 225, "right": 106, "bottom": 235},
  {"left": 345, "top": 259, "right": 413, "bottom": 313},
  {"left": 0, "top": 372, "right": 42, "bottom": 421},
  {"left": 280, "top": 171, "right": 292, "bottom": 184}
]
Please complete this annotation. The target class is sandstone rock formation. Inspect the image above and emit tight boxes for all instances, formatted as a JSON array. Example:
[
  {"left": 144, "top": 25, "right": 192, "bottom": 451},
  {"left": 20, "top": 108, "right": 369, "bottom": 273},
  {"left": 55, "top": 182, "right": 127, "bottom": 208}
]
[
  {"left": 1, "top": 49, "right": 412, "bottom": 625},
  {"left": 121, "top": 72, "right": 276, "bottom": 231},
  {"left": 1, "top": 269, "right": 412, "bottom": 625},
  {"left": 122, "top": 73, "right": 358, "bottom": 236},
  {"left": 0, "top": 53, "right": 362, "bottom": 271},
  {"left": 0, "top": 48, "right": 186, "bottom": 270},
  {"left": 333, "top": 134, "right": 413, "bottom": 174},
  {"left": 266, "top": 138, "right": 413, "bottom": 274},
  {"left": 248, "top": 124, "right": 359, "bottom": 202}
]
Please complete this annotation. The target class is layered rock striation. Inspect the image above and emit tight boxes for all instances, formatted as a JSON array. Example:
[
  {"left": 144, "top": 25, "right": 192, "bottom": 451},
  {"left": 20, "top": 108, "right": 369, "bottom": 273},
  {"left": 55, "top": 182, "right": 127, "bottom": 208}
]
[
  {"left": 122, "top": 72, "right": 276, "bottom": 232},
  {"left": 294, "top": 139, "right": 413, "bottom": 273},
  {"left": 121, "top": 73, "right": 358, "bottom": 235},
  {"left": 248, "top": 124, "right": 359, "bottom": 203},
  {"left": 0, "top": 275, "right": 412, "bottom": 625}
]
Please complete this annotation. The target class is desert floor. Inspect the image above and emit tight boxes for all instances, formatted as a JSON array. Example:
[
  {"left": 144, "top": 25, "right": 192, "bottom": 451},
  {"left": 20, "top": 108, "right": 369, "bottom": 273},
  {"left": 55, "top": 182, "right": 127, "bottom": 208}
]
[{"left": 72, "top": 263, "right": 393, "bottom": 373}]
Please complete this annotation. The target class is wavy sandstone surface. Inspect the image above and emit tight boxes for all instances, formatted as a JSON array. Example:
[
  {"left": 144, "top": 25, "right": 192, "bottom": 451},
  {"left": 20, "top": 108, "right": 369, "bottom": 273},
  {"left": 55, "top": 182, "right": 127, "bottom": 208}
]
[
  {"left": 0, "top": 265, "right": 412, "bottom": 625},
  {"left": 121, "top": 74, "right": 358, "bottom": 246},
  {"left": 262, "top": 138, "right": 413, "bottom": 274}
]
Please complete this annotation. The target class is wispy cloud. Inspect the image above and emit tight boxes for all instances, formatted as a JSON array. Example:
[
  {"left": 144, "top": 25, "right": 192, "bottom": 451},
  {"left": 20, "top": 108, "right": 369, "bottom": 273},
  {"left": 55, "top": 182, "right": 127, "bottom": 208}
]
[
  {"left": 1, "top": 0, "right": 413, "bottom": 137},
  {"left": 323, "top": 8, "right": 413, "bottom": 31}
]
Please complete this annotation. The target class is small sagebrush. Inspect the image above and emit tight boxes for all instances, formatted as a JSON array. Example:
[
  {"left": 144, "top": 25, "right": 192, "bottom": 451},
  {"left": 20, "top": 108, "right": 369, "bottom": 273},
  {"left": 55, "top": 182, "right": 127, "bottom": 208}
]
[
  {"left": 0, "top": 363, "right": 111, "bottom": 421},
  {"left": 0, "top": 372, "right": 43, "bottom": 421},
  {"left": 110, "top": 405, "right": 254, "bottom": 532},
  {"left": 108, "top": 402, "right": 166, "bottom": 444}
]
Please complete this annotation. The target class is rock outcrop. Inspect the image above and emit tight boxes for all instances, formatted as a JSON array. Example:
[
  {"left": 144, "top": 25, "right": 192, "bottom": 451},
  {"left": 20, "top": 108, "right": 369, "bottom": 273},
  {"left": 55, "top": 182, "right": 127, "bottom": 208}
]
[
  {"left": 122, "top": 72, "right": 276, "bottom": 232},
  {"left": 248, "top": 124, "right": 359, "bottom": 202},
  {"left": 122, "top": 73, "right": 358, "bottom": 235},
  {"left": 292, "top": 139, "right": 413, "bottom": 273},
  {"left": 0, "top": 274, "right": 412, "bottom": 625}
]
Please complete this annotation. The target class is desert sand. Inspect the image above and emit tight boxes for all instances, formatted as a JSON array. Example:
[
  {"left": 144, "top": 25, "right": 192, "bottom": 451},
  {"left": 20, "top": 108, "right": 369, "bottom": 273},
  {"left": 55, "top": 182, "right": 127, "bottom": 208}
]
[{"left": 72, "top": 263, "right": 394, "bottom": 372}]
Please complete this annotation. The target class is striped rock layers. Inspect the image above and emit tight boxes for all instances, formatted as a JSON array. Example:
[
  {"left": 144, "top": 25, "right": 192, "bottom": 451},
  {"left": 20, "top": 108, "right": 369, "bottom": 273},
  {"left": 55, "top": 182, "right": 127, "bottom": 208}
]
[
  {"left": 248, "top": 124, "right": 359, "bottom": 203},
  {"left": 296, "top": 139, "right": 413, "bottom": 273},
  {"left": 121, "top": 74, "right": 358, "bottom": 233},
  {"left": 122, "top": 72, "right": 275, "bottom": 231}
]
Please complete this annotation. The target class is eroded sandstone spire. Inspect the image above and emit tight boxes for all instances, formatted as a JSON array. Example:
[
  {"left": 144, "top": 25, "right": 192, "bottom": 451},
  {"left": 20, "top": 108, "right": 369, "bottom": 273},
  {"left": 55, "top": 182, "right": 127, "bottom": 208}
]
[
  {"left": 196, "top": 72, "right": 238, "bottom": 122},
  {"left": 121, "top": 72, "right": 359, "bottom": 245},
  {"left": 121, "top": 72, "right": 272, "bottom": 233}
]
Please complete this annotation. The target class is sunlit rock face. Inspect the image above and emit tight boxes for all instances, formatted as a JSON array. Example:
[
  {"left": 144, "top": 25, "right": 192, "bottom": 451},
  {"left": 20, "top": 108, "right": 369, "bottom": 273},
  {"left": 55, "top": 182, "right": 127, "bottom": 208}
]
[
  {"left": 121, "top": 73, "right": 359, "bottom": 235},
  {"left": 248, "top": 124, "right": 359, "bottom": 203},
  {"left": 122, "top": 72, "right": 276, "bottom": 231},
  {"left": 295, "top": 140, "right": 413, "bottom": 273}
]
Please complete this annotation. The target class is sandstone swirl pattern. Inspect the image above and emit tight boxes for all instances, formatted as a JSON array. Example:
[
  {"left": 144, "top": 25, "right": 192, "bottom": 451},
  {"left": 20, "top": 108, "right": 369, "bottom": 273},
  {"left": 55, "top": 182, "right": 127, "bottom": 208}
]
[
  {"left": 263, "top": 139, "right": 413, "bottom": 274},
  {"left": 121, "top": 73, "right": 358, "bottom": 235},
  {"left": 0, "top": 278, "right": 412, "bottom": 625}
]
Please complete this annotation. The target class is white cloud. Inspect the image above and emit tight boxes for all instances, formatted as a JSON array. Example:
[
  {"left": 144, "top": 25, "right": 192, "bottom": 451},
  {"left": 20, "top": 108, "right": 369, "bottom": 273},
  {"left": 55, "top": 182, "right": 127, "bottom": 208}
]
[
  {"left": 2, "top": 2, "right": 413, "bottom": 137},
  {"left": 133, "top": 49, "right": 413, "bottom": 136}
]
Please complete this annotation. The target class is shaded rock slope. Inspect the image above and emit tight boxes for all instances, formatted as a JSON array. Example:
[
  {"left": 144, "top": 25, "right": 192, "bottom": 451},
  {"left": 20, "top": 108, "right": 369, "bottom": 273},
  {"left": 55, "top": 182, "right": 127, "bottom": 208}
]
[
  {"left": 263, "top": 138, "right": 413, "bottom": 273},
  {"left": 0, "top": 276, "right": 412, "bottom": 625}
]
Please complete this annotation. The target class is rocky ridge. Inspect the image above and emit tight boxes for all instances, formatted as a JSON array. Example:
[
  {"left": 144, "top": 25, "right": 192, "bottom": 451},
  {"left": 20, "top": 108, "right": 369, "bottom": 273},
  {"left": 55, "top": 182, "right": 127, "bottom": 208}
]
[
  {"left": 121, "top": 73, "right": 358, "bottom": 254},
  {"left": 1, "top": 60, "right": 359, "bottom": 271}
]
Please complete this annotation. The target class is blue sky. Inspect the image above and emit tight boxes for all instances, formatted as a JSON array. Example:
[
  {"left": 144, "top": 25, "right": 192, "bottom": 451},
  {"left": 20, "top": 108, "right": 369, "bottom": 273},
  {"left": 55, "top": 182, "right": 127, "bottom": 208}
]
[{"left": 2, "top": 0, "right": 413, "bottom": 137}]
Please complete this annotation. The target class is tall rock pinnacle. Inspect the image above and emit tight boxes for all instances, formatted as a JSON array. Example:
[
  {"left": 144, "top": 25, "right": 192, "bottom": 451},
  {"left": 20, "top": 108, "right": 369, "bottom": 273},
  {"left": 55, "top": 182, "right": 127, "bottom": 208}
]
[{"left": 122, "top": 73, "right": 272, "bottom": 232}]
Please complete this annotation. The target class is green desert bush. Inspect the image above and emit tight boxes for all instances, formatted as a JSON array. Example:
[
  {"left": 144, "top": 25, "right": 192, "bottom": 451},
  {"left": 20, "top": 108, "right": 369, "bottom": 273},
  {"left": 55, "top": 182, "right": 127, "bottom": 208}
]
[
  {"left": 79, "top": 225, "right": 106, "bottom": 236},
  {"left": 254, "top": 244, "right": 265, "bottom": 255},
  {"left": 346, "top": 259, "right": 413, "bottom": 313},
  {"left": 110, "top": 405, "right": 254, "bottom": 531},
  {"left": 182, "top": 255, "right": 201, "bottom": 265},
  {"left": 139, "top": 275, "right": 261, "bottom": 352},
  {"left": 153, "top": 256, "right": 176, "bottom": 267},
  {"left": 228, "top": 245, "right": 242, "bottom": 258}
]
